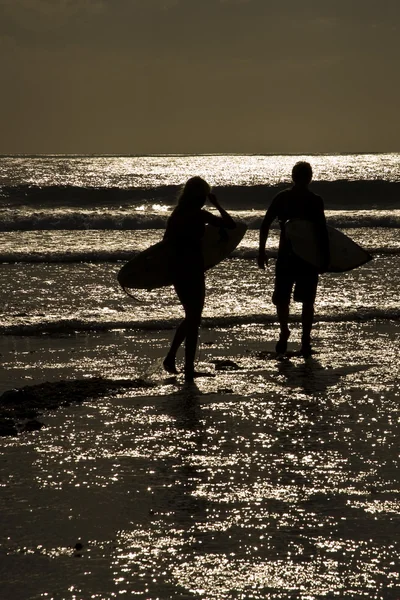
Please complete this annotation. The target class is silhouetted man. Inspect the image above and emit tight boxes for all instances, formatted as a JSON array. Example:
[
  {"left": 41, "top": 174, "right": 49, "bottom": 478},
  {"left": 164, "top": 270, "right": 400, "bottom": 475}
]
[{"left": 258, "top": 161, "right": 329, "bottom": 357}]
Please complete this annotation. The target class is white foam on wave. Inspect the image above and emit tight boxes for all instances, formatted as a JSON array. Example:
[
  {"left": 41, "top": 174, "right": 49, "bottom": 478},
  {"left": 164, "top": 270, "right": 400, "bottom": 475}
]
[
  {"left": 1, "top": 244, "right": 399, "bottom": 264},
  {"left": 0, "top": 208, "right": 399, "bottom": 233},
  {"left": 2, "top": 309, "right": 399, "bottom": 336}
]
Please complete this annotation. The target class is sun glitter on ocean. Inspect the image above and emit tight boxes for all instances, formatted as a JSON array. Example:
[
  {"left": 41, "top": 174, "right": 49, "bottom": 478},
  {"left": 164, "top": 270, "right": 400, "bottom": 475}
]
[{"left": 0, "top": 153, "right": 399, "bottom": 600}]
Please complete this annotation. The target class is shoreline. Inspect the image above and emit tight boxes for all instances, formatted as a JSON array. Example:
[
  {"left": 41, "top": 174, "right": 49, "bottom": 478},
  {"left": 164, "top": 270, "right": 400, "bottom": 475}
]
[{"left": 1, "top": 318, "right": 399, "bottom": 432}]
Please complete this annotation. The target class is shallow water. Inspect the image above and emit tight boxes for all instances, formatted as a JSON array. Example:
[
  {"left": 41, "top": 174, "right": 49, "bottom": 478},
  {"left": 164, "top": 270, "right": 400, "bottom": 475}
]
[
  {"left": 1, "top": 252, "right": 398, "bottom": 337},
  {"left": 1, "top": 321, "right": 399, "bottom": 599}
]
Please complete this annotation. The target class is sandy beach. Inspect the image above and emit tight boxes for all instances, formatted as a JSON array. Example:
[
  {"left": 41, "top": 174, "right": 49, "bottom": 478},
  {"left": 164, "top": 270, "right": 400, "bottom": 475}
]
[{"left": 1, "top": 319, "right": 399, "bottom": 599}]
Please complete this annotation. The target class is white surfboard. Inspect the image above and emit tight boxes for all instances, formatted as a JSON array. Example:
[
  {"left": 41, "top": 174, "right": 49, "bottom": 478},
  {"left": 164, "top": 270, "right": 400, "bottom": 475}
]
[
  {"left": 118, "top": 221, "right": 247, "bottom": 290},
  {"left": 285, "top": 219, "right": 372, "bottom": 272}
]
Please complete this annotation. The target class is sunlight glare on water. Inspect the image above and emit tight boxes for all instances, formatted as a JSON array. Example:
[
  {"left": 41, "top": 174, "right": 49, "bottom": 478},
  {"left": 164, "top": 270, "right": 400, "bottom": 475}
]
[
  {"left": 2, "top": 153, "right": 400, "bottom": 187},
  {"left": 1, "top": 153, "right": 399, "bottom": 599}
]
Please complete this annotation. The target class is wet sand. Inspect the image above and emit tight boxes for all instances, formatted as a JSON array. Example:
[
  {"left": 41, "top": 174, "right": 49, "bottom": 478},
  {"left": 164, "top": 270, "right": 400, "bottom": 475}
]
[{"left": 1, "top": 321, "right": 399, "bottom": 599}]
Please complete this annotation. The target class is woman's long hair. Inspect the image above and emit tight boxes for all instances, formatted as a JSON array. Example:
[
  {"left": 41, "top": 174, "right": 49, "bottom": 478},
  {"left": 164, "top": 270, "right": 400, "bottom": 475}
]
[{"left": 177, "top": 176, "right": 211, "bottom": 209}]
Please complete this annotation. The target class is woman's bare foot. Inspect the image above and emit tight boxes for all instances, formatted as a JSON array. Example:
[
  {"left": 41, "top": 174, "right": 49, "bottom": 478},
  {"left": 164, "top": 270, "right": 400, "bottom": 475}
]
[
  {"left": 163, "top": 356, "right": 179, "bottom": 374},
  {"left": 184, "top": 369, "right": 215, "bottom": 382}
]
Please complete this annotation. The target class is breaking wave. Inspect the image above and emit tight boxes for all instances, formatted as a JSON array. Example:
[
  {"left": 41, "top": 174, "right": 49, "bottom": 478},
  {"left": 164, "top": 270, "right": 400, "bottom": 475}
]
[
  {"left": 0, "top": 246, "right": 398, "bottom": 264},
  {"left": 1, "top": 180, "right": 400, "bottom": 211},
  {"left": 0, "top": 209, "right": 399, "bottom": 232},
  {"left": 2, "top": 309, "right": 399, "bottom": 336}
]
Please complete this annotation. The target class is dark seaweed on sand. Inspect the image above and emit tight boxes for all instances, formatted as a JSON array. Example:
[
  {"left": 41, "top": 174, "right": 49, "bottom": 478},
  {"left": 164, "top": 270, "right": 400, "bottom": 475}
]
[{"left": 0, "top": 377, "right": 153, "bottom": 437}]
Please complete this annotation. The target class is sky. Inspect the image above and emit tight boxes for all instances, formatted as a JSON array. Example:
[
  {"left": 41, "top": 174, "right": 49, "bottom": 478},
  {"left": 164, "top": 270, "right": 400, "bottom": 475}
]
[{"left": 1, "top": 0, "right": 399, "bottom": 154}]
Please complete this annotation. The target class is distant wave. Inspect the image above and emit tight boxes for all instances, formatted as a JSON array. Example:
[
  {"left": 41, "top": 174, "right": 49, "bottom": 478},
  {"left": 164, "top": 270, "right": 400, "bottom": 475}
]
[
  {"left": 1, "top": 309, "right": 399, "bottom": 335},
  {"left": 232, "top": 246, "right": 400, "bottom": 260},
  {"left": 1, "top": 246, "right": 398, "bottom": 264},
  {"left": 0, "top": 184, "right": 178, "bottom": 207},
  {"left": 0, "top": 211, "right": 169, "bottom": 232},
  {"left": 0, "top": 210, "right": 399, "bottom": 232},
  {"left": 1, "top": 180, "right": 400, "bottom": 211},
  {"left": 0, "top": 250, "right": 135, "bottom": 263},
  {"left": 244, "top": 213, "right": 400, "bottom": 230}
]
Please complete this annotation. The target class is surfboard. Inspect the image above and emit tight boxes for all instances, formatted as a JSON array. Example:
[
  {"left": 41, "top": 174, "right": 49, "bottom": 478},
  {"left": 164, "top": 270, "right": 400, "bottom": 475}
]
[
  {"left": 285, "top": 220, "right": 372, "bottom": 272},
  {"left": 118, "top": 220, "right": 247, "bottom": 290}
]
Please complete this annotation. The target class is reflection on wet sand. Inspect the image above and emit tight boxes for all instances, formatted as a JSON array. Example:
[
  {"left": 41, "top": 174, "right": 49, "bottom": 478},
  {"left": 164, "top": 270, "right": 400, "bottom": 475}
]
[
  {"left": 0, "top": 321, "right": 399, "bottom": 599},
  {"left": 276, "top": 356, "right": 371, "bottom": 395}
]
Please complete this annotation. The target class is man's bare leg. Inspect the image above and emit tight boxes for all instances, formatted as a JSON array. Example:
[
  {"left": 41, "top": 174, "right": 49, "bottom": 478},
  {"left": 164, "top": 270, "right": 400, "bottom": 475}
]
[
  {"left": 275, "top": 302, "right": 290, "bottom": 354},
  {"left": 301, "top": 302, "right": 314, "bottom": 356}
]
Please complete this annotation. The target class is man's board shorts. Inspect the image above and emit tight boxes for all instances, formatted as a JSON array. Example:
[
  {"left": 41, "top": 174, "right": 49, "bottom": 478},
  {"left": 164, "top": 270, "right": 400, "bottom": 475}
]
[{"left": 272, "top": 254, "right": 319, "bottom": 305}]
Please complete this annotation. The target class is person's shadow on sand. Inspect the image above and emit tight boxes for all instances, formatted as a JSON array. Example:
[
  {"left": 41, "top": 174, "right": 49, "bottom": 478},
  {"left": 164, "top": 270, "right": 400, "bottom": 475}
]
[
  {"left": 160, "top": 382, "right": 204, "bottom": 434},
  {"left": 0, "top": 376, "right": 154, "bottom": 435},
  {"left": 276, "top": 356, "right": 370, "bottom": 396}
]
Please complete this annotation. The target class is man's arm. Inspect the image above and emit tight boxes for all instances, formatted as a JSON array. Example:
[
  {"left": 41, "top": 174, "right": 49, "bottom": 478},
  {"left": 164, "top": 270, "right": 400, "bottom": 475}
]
[{"left": 258, "top": 199, "right": 278, "bottom": 269}]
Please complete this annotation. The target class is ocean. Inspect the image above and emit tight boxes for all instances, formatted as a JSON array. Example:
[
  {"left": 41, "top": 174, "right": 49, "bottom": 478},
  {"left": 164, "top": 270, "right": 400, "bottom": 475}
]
[
  {"left": 1, "top": 154, "right": 399, "bottom": 599},
  {"left": 1, "top": 153, "right": 399, "bottom": 338}
]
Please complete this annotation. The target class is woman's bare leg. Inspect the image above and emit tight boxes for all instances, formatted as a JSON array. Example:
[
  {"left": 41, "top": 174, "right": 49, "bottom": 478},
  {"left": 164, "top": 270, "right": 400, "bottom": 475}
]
[
  {"left": 165, "top": 277, "right": 205, "bottom": 378},
  {"left": 183, "top": 311, "right": 202, "bottom": 381},
  {"left": 164, "top": 319, "right": 186, "bottom": 374}
]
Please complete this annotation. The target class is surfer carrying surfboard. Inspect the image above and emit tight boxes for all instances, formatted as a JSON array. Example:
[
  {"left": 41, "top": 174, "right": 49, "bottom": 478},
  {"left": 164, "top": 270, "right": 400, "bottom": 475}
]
[
  {"left": 163, "top": 177, "right": 236, "bottom": 381},
  {"left": 257, "top": 161, "right": 330, "bottom": 357}
]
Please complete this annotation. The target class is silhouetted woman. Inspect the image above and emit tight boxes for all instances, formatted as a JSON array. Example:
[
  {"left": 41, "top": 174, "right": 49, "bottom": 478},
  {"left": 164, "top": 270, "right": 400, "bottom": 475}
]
[{"left": 163, "top": 177, "right": 235, "bottom": 382}]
